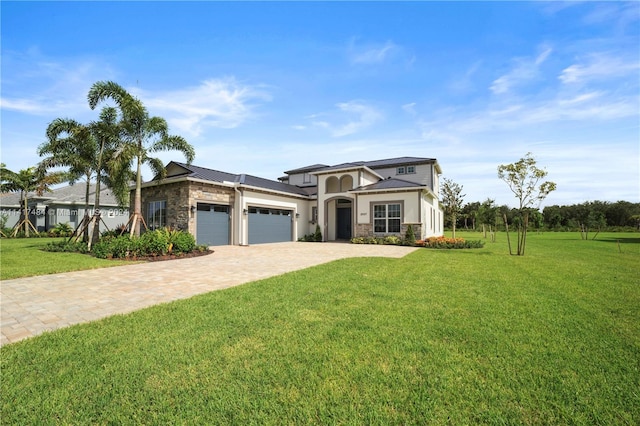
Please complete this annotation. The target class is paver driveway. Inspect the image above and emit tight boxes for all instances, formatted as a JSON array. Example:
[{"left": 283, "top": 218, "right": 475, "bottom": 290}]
[{"left": 1, "top": 242, "right": 417, "bottom": 345}]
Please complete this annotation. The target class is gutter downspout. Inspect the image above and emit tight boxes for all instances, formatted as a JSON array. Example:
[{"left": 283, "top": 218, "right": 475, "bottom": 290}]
[{"left": 233, "top": 183, "right": 247, "bottom": 246}]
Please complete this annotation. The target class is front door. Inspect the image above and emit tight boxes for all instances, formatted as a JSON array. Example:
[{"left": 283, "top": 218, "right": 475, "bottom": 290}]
[{"left": 336, "top": 206, "right": 352, "bottom": 240}]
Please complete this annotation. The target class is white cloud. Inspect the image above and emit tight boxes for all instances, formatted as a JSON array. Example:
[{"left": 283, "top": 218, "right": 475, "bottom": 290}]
[
  {"left": 132, "top": 78, "right": 272, "bottom": 136},
  {"left": 559, "top": 53, "right": 640, "bottom": 84},
  {"left": 490, "top": 46, "right": 553, "bottom": 94},
  {"left": 0, "top": 51, "right": 117, "bottom": 117},
  {"left": 332, "top": 101, "right": 382, "bottom": 137},
  {"left": 402, "top": 102, "right": 417, "bottom": 116},
  {"left": 348, "top": 39, "right": 398, "bottom": 65}
]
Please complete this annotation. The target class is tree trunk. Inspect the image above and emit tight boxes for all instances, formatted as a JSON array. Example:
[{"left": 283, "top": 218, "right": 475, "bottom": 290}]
[
  {"left": 133, "top": 154, "right": 143, "bottom": 237},
  {"left": 91, "top": 140, "right": 106, "bottom": 246},
  {"left": 452, "top": 214, "right": 456, "bottom": 238},
  {"left": 22, "top": 191, "right": 29, "bottom": 237},
  {"left": 503, "top": 213, "right": 512, "bottom": 255}
]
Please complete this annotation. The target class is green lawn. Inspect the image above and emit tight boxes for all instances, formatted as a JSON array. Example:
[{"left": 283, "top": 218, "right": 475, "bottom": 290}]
[
  {"left": 1, "top": 232, "right": 639, "bottom": 424},
  {"left": 0, "top": 237, "right": 135, "bottom": 280}
]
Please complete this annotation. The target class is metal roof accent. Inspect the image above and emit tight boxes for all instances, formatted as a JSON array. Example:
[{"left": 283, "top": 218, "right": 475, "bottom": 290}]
[{"left": 352, "top": 178, "right": 426, "bottom": 192}]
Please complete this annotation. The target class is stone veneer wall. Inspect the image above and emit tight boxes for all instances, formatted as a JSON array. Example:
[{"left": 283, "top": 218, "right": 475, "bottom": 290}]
[
  {"left": 142, "top": 181, "right": 235, "bottom": 236},
  {"left": 139, "top": 181, "right": 191, "bottom": 232},
  {"left": 355, "top": 223, "right": 422, "bottom": 240},
  {"left": 139, "top": 180, "right": 234, "bottom": 235}
]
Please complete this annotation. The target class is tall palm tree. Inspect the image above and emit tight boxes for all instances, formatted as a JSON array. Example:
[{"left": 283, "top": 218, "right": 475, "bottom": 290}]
[
  {"left": 0, "top": 164, "right": 66, "bottom": 237},
  {"left": 89, "top": 106, "right": 132, "bottom": 244},
  {"left": 39, "top": 118, "right": 97, "bottom": 241},
  {"left": 88, "top": 81, "right": 195, "bottom": 236}
]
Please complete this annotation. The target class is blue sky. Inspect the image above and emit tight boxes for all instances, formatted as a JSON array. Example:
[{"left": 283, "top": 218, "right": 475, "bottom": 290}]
[{"left": 2, "top": 1, "right": 639, "bottom": 207}]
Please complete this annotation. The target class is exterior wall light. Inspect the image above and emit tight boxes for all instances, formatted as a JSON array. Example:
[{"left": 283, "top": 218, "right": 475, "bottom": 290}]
[
  {"left": 295, "top": 213, "right": 300, "bottom": 218},
  {"left": 243, "top": 208, "right": 248, "bottom": 215},
  {"left": 190, "top": 205, "right": 196, "bottom": 214}
]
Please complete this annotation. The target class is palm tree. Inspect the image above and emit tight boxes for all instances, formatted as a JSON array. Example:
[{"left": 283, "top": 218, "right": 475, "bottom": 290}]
[
  {"left": 39, "top": 118, "right": 97, "bottom": 241},
  {"left": 0, "top": 164, "right": 66, "bottom": 237},
  {"left": 88, "top": 81, "right": 195, "bottom": 236},
  {"left": 89, "top": 106, "right": 132, "bottom": 244}
]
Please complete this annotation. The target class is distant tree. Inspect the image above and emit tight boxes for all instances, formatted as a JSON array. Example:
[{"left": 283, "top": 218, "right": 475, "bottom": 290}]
[
  {"left": 0, "top": 164, "right": 66, "bottom": 237},
  {"left": 88, "top": 81, "right": 195, "bottom": 236},
  {"left": 441, "top": 178, "right": 465, "bottom": 238},
  {"left": 461, "top": 201, "right": 480, "bottom": 230},
  {"left": 477, "top": 198, "right": 498, "bottom": 240},
  {"left": 498, "top": 153, "right": 556, "bottom": 256}
]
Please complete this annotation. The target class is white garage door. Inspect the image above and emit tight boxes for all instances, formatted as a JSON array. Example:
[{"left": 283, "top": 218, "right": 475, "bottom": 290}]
[{"left": 248, "top": 207, "right": 292, "bottom": 244}]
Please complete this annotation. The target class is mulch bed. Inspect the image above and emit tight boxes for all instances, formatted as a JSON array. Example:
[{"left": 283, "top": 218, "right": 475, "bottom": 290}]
[{"left": 117, "top": 249, "right": 215, "bottom": 262}]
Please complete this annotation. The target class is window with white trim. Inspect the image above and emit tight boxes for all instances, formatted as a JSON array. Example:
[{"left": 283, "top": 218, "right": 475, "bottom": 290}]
[
  {"left": 148, "top": 200, "right": 166, "bottom": 230},
  {"left": 406, "top": 165, "right": 415, "bottom": 174},
  {"left": 373, "top": 203, "right": 401, "bottom": 233},
  {"left": 396, "top": 166, "right": 406, "bottom": 175},
  {"left": 303, "top": 172, "right": 311, "bottom": 183}
]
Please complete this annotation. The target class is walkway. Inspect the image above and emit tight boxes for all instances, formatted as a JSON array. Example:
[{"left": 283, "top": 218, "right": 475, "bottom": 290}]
[{"left": 1, "top": 242, "right": 417, "bottom": 345}]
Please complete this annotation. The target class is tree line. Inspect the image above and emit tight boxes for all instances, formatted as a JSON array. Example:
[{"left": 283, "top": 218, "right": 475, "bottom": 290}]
[{"left": 448, "top": 199, "right": 640, "bottom": 233}]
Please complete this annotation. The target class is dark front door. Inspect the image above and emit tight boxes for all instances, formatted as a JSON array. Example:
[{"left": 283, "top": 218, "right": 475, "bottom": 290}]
[{"left": 336, "top": 207, "right": 352, "bottom": 240}]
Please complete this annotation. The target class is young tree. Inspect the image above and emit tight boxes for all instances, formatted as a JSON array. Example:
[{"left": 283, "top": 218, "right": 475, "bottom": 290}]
[
  {"left": 498, "top": 152, "right": 556, "bottom": 255},
  {"left": 0, "top": 164, "right": 66, "bottom": 237},
  {"left": 88, "top": 81, "right": 195, "bottom": 236},
  {"left": 440, "top": 178, "right": 465, "bottom": 238}
]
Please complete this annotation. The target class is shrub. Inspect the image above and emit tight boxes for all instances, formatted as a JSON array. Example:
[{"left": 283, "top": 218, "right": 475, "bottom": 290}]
[
  {"left": 171, "top": 231, "right": 196, "bottom": 254},
  {"left": 139, "top": 230, "right": 170, "bottom": 256},
  {"left": 92, "top": 235, "right": 138, "bottom": 259},
  {"left": 383, "top": 235, "right": 401, "bottom": 245},
  {"left": 299, "top": 224, "right": 323, "bottom": 242},
  {"left": 404, "top": 225, "right": 416, "bottom": 246},
  {"left": 48, "top": 222, "right": 73, "bottom": 237},
  {"left": 424, "top": 236, "right": 485, "bottom": 249},
  {"left": 92, "top": 229, "right": 200, "bottom": 258},
  {"left": 43, "top": 240, "right": 89, "bottom": 253}
]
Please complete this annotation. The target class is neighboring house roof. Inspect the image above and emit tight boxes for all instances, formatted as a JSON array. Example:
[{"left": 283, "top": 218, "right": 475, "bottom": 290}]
[
  {"left": 0, "top": 183, "right": 123, "bottom": 208},
  {"left": 167, "top": 162, "right": 311, "bottom": 197}
]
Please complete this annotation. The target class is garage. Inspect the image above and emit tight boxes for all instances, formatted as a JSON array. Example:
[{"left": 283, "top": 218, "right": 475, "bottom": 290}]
[
  {"left": 196, "top": 203, "right": 230, "bottom": 246},
  {"left": 248, "top": 207, "right": 293, "bottom": 244}
]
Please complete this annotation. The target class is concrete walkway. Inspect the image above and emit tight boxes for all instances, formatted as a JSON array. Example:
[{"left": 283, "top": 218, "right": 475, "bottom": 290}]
[{"left": 1, "top": 242, "right": 417, "bottom": 346}]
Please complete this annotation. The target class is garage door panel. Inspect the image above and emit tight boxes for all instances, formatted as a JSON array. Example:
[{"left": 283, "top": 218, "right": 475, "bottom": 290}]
[
  {"left": 197, "top": 204, "right": 229, "bottom": 246},
  {"left": 248, "top": 207, "right": 292, "bottom": 244}
]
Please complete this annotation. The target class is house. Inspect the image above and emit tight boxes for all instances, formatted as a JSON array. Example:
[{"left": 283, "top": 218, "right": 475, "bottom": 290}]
[
  {"left": 0, "top": 183, "right": 129, "bottom": 233},
  {"left": 139, "top": 157, "right": 443, "bottom": 245}
]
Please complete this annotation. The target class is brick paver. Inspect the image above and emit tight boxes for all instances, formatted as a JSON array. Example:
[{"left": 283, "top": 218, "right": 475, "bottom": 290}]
[{"left": 1, "top": 242, "right": 417, "bottom": 345}]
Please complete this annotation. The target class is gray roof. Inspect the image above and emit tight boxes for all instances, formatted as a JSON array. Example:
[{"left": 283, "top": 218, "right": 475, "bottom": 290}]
[
  {"left": 0, "top": 183, "right": 123, "bottom": 208},
  {"left": 283, "top": 163, "right": 330, "bottom": 174},
  {"left": 354, "top": 178, "right": 426, "bottom": 192},
  {"left": 286, "top": 157, "right": 437, "bottom": 175},
  {"left": 169, "top": 162, "right": 310, "bottom": 196}
]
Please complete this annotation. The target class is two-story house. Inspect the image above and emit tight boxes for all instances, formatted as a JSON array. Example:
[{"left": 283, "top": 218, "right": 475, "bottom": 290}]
[{"left": 138, "top": 157, "right": 443, "bottom": 245}]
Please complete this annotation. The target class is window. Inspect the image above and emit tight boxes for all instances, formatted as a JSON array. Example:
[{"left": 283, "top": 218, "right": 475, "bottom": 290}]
[
  {"left": 396, "top": 167, "right": 405, "bottom": 175},
  {"left": 311, "top": 206, "right": 318, "bottom": 223},
  {"left": 373, "top": 203, "right": 401, "bottom": 233},
  {"left": 303, "top": 172, "right": 311, "bottom": 183},
  {"left": 148, "top": 200, "right": 166, "bottom": 230},
  {"left": 406, "top": 165, "right": 415, "bottom": 174}
]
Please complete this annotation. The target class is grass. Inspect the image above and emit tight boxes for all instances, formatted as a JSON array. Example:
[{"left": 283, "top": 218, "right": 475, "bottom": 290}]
[
  {"left": 1, "top": 232, "right": 639, "bottom": 424},
  {"left": 0, "top": 237, "right": 136, "bottom": 280}
]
